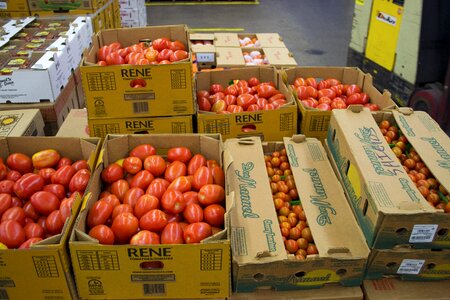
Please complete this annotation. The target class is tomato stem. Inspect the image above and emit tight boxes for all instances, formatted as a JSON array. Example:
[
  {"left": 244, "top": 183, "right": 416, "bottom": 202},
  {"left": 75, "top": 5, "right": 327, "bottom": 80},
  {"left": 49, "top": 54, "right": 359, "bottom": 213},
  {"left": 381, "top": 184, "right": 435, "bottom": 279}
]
[{"left": 438, "top": 190, "right": 448, "bottom": 204}]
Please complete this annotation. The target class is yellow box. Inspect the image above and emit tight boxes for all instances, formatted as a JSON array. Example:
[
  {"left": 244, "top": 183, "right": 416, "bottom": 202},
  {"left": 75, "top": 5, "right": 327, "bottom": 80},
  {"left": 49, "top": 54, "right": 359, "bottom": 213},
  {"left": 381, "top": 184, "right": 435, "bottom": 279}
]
[
  {"left": 196, "top": 67, "right": 297, "bottom": 141},
  {"left": 88, "top": 114, "right": 194, "bottom": 138},
  {"left": 70, "top": 134, "right": 230, "bottom": 299},
  {"left": 282, "top": 66, "right": 397, "bottom": 140},
  {"left": 0, "top": 10, "right": 30, "bottom": 17},
  {"left": 28, "top": 0, "right": 104, "bottom": 11},
  {"left": 0, "top": 136, "right": 100, "bottom": 300},
  {"left": 82, "top": 25, "right": 194, "bottom": 119},
  {"left": 0, "top": 0, "right": 29, "bottom": 12}
]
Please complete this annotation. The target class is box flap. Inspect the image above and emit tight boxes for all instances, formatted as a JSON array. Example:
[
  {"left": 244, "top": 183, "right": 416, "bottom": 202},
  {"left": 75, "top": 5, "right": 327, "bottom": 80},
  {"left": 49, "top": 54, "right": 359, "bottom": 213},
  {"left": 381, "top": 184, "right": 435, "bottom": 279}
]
[
  {"left": 284, "top": 136, "right": 370, "bottom": 259},
  {"left": 216, "top": 47, "right": 245, "bottom": 67},
  {"left": 191, "top": 44, "right": 215, "bottom": 54},
  {"left": 257, "top": 33, "right": 286, "bottom": 48},
  {"left": 393, "top": 109, "right": 450, "bottom": 193},
  {"left": 264, "top": 47, "right": 297, "bottom": 67},
  {"left": 214, "top": 32, "right": 240, "bottom": 47},
  {"left": 224, "top": 137, "right": 286, "bottom": 265},
  {"left": 190, "top": 33, "right": 214, "bottom": 41}
]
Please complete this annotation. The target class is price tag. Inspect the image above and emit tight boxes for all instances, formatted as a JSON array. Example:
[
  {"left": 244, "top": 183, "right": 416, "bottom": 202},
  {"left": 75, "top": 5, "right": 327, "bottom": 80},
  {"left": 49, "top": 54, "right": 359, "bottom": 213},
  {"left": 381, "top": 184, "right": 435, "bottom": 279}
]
[
  {"left": 409, "top": 224, "right": 438, "bottom": 243},
  {"left": 196, "top": 53, "right": 215, "bottom": 63},
  {"left": 397, "top": 259, "right": 425, "bottom": 275}
]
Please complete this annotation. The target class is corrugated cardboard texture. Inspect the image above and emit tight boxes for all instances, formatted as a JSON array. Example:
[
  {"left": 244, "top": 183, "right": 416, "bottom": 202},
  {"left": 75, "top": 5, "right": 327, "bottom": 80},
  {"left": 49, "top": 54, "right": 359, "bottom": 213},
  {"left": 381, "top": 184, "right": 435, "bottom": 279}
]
[{"left": 57, "top": 108, "right": 89, "bottom": 137}]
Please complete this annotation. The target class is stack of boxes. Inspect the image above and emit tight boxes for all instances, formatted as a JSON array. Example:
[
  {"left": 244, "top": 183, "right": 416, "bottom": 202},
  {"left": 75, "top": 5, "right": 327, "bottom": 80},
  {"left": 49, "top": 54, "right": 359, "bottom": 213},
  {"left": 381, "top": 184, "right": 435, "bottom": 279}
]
[{"left": 119, "top": 0, "right": 147, "bottom": 28}]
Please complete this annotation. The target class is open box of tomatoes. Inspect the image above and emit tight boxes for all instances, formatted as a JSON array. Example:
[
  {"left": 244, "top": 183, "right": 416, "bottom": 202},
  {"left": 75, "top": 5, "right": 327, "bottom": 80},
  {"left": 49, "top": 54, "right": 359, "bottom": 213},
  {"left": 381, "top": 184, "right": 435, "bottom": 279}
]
[
  {"left": 195, "top": 66, "right": 297, "bottom": 141},
  {"left": 282, "top": 66, "right": 397, "bottom": 140},
  {"left": 224, "top": 135, "right": 369, "bottom": 292},
  {"left": 0, "top": 136, "right": 100, "bottom": 300},
  {"left": 69, "top": 134, "right": 230, "bottom": 299}
]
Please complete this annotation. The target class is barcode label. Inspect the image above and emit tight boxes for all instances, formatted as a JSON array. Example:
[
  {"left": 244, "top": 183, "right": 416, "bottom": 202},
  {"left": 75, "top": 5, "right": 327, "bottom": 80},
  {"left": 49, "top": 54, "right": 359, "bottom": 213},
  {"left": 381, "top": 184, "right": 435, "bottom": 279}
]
[
  {"left": 143, "top": 284, "right": 165, "bottom": 295},
  {"left": 409, "top": 224, "right": 438, "bottom": 243},
  {"left": 397, "top": 259, "right": 425, "bottom": 275},
  {"left": 132, "top": 102, "right": 149, "bottom": 113},
  {"left": 0, "top": 289, "right": 9, "bottom": 300}
]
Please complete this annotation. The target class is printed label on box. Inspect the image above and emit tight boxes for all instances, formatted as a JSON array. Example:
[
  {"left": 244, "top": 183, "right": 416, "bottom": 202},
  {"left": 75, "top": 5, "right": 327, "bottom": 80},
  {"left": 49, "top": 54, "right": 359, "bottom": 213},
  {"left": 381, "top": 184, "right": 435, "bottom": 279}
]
[
  {"left": 397, "top": 259, "right": 425, "bottom": 275},
  {"left": 409, "top": 224, "right": 438, "bottom": 243}
]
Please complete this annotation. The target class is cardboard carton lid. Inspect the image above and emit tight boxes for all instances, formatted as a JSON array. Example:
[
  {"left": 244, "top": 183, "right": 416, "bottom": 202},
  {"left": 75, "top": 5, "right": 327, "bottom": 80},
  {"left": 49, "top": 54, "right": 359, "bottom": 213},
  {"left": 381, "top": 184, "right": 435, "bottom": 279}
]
[
  {"left": 0, "top": 109, "right": 44, "bottom": 136},
  {"left": 263, "top": 47, "right": 297, "bottom": 67},
  {"left": 284, "top": 136, "right": 370, "bottom": 259},
  {"left": 256, "top": 33, "right": 286, "bottom": 48},
  {"left": 189, "top": 33, "right": 214, "bottom": 41},
  {"left": 214, "top": 32, "right": 240, "bottom": 47},
  {"left": 56, "top": 109, "right": 89, "bottom": 138},
  {"left": 216, "top": 47, "right": 245, "bottom": 67},
  {"left": 393, "top": 109, "right": 450, "bottom": 193},
  {"left": 191, "top": 44, "right": 215, "bottom": 54}
]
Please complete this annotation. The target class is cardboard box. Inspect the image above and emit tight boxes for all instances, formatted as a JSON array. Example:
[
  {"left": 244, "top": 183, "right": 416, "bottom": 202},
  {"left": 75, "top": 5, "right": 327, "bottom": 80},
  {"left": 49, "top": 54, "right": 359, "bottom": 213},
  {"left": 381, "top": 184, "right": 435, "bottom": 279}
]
[
  {"left": 0, "top": 136, "right": 100, "bottom": 300},
  {"left": 0, "top": 10, "right": 30, "bottom": 18},
  {"left": 88, "top": 114, "right": 194, "bottom": 138},
  {"left": 363, "top": 278, "right": 450, "bottom": 300},
  {"left": 214, "top": 33, "right": 287, "bottom": 48},
  {"left": 82, "top": 25, "right": 195, "bottom": 119},
  {"left": 28, "top": 0, "right": 104, "bottom": 11},
  {"left": 326, "top": 107, "right": 439, "bottom": 250},
  {"left": 69, "top": 134, "right": 230, "bottom": 299},
  {"left": 56, "top": 108, "right": 89, "bottom": 137},
  {"left": 282, "top": 66, "right": 397, "bottom": 140},
  {"left": 365, "top": 248, "right": 450, "bottom": 280},
  {"left": 224, "top": 136, "right": 369, "bottom": 292},
  {"left": 370, "top": 109, "right": 450, "bottom": 249},
  {"left": 118, "top": 0, "right": 145, "bottom": 10},
  {"left": 0, "top": 0, "right": 29, "bottom": 11},
  {"left": 215, "top": 47, "right": 297, "bottom": 68},
  {"left": 196, "top": 67, "right": 297, "bottom": 141},
  {"left": 0, "top": 108, "right": 45, "bottom": 136}
]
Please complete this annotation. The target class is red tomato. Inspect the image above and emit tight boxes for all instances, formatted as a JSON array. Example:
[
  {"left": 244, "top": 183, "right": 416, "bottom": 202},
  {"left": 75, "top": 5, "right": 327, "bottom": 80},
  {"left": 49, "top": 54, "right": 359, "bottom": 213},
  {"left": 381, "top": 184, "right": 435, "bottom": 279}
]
[
  {"left": 111, "top": 179, "right": 130, "bottom": 201},
  {"left": 89, "top": 224, "right": 115, "bottom": 245},
  {"left": 139, "top": 209, "right": 168, "bottom": 232},
  {"left": 211, "top": 100, "right": 227, "bottom": 113},
  {"left": 227, "top": 104, "right": 245, "bottom": 113},
  {"left": 305, "top": 86, "right": 318, "bottom": 98},
  {"left": 257, "top": 85, "right": 278, "bottom": 99},
  {"left": 111, "top": 212, "right": 139, "bottom": 244},
  {"left": 268, "top": 93, "right": 286, "bottom": 103},
  {"left": 165, "top": 161, "right": 187, "bottom": 182},
  {"left": 161, "top": 222, "right": 184, "bottom": 244},
  {"left": 318, "top": 97, "right": 332, "bottom": 105},
  {"left": 346, "top": 84, "right": 361, "bottom": 96},
  {"left": 43, "top": 184, "right": 66, "bottom": 200},
  {"left": 56, "top": 157, "right": 72, "bottom": 169},
  {"left": 126, "top": 52, "right": 144, "bottom": 64},
  {"left": 192, "top": 166, "right": 213, "bottom": 191},
  {"left": 168, "top": 147, "right": 192, "bottom": 164},
  {"left": 31, "top": 149, "right": 61, "bottom": 169},
  {"left": 331, "top": 99, "right": 347, "bottom": 109},
  {"left": 129, "top": 144, "right": 156, "bottom": 161},
  {"left": 326, "top": 78, "right": 341, "bottom": 86},
  {"left": 134, "top": 194, "right": 160, "bottom": 219},
  {"left": 223, "top": 95, "right": 237, "bottom": 106},
  {"left": 0, "top": 163, "right": 7, "bottom": 181},
  {"left": 360, "top": 92, "right": 370, "bottom": 104},
  {"left": 14, "top": 173, "right": 44, "bottom": 200},
  {"left": 51, "top": 165, "right": 76, "bottom": 188},
  {"left": 130, "top": 230, "right": 160, "bottom": 245},
  {"left": 97, "top": 45, "right": 112, "bottom": 61},
  {"left": 72, "top": 160, "right": 89, "bottom": 172},
  {"left": 204, "top": 204, "right": 225, "bottom": 227},
  {"left": 10, "top": 196, "right": 21, "bottom": 208},
  {"left": 183, "top": 203, "right": 204, "bottom": 224},
  {"left": 130, "top": 170, "right": 154, "bottom": 190},
  {"left": 123, "top": 187, "right": 144, "bottom": 209},
  {"left": 99, "top": 194, "right": 120, "bottom": 208},
  {"left": 236, "top": 94, "right": 256, "bottom": 110},
  {"left": 45, "top": 210, "right": 64, "bottom": 235},
  {"left": 106, "top": 52, "right": 125, "bottom": 65},
  {"left": 157, "top": 49, "right": 173, "bottom": 62},
  {"left": 22, "top": 202, "right": 39, "bottom": 222},
  {"left": 364, "top": 103, "right": 380, "bottom": 111},
  {"left": 263, "top": 103, "right": 276, "bottom": 110},
  {"left": 317, "top": 103, "right": 331, "bottom": 111},
  {"left": 330, "top": 85, "right": 343, "bottom": 97},
  {"left": 30, "top": 191, "right": 59, "bottom": 216},
  {"left": 0, "top": 220, "right": 25, "bottom": 248},
  {"left": 6, "top": 170, "right": 21, "bottom": 182},
  {"left": 296, "top": 86, "right": 309, "bottom": 100},
  {"left": 87, "top": 200, "right": 113, "bottom": 228},
  {"left": 305, "top": 77, "right": 317, "bottom": 88},
  {"left": 197, "top": 90, "right": 210, "bottom": 98},
  {"left": 7, "top": 153, "right": 33, "bottom": 174},
  {"left": 187, "top": 154, "right": 206, "bottom": 175},
  {"left": 317, "top": 88, "right": 336, "bottom": 100},
  {"left": 209, "top": 165, "right": 225, "bottom": 187},
  {"left": 97, "top": 60, "right": 107, "bottom": 66},
  {"left": 112, "top": 204, "right": 133, "bottom": 221},
  {"left": 117, "top": 48, "right": 130, "bottom": 58},
  {"left": 248, "top": 77, "right": 260, "bottom": 87},
  {"left": 183, "top": 191, "right": 199, "bottom": 206},
  {"left": 122, "top": 157, "right": 143, "bottom": 175},
  {"left": 346, "top": 93, "right": 363, "bottom": 105},
  {"left": 143, "top": 155, "right": 166, "bottom": 177},
  {"left": 39, "top": 168, "right": 56, "bottom": 184},
  {"left": 293, "top": 77, "right": 306, "bottom": 87},
  {"left": 1, "top": 206, "right": 26, "bottom": 226},
  {"left": 198, "top": 184, "right": 225, "bottom": 206},
  {"left": 18, "top": 237, "right": 42, "bottom": 249},
  {"left": 167, "top": 176, "right": 192, "bottom": 193},
  {"left": 59, "top": 197, "right": 74, "bottom": 221},
  {"left": 210, "top": 83, "right": 224, "bottom": 94},
  {"left": 108, "top": 42, "right": 122, "bottom": 51},
  {"left": 184, "top": 222, "right": 212, "bottom": 244},
  {"left": 69, "top": 169, "right": 91, "bottom": 193},
  {"left": 225, "top": 85, "right": 238, "bottom": 96},
  {"left": 317, "top": 80, "right": 330, "bottom": 90},
  {"left": 198, "top": 96, "right": 212, "bottom": 111},
  {"left": 24, "top": 222, "right": 45, "bottom": 239},
  {"left": 161, "top": 190, "right": 186, "bottom": 214},
  {"left": 152, "top": 38, "right": 170, "bottom": 51},
  {"left": 170, "top": 40, "right": 185, "bottom": 51},
  {"left": 169, "top": 50, "right": 188, "bottom": 62},
  {"left": 0, "top": 193, "right": 13, "bottom": 216},
  {"left": 101, "top": 163, "right": 124, "bottom": 184},
  {"left": 146, "top": 180, "right": 168, "bottom": 200}
]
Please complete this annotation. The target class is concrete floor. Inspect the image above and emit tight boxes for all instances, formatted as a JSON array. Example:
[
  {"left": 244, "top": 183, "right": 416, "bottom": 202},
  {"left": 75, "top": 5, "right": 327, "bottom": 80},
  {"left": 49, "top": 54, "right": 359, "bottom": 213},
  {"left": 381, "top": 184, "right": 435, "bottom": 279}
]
[{"left": 146, "top": 0, "right": 355, "bottom": 66}]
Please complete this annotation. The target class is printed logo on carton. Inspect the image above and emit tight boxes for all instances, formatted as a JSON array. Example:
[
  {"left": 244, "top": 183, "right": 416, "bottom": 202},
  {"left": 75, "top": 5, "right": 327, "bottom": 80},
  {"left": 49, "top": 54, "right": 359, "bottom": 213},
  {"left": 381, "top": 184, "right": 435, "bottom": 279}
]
[
  {"left": 125, "top": 120, "right": 154, "bottom": 130},
  {"left": 287, "top": 269, "right": 340, "bottom": 286},
  {"left": 121, "top": 68, "right": 152, "bottom": 79},
  {"left": 235, "top": 162, "right": 259, "bottom": 219},
  {"left": 0, "top": 77, "right": 13, "bottom": 88},
  {"left": 420, "top": 137, "right": 450, "bottom": 171},
  {"left": 235, "top": 113, "right": 263, "bottom": 124},
  {"left": 128, "top": 247, "right": 172, "bottom": 259}
]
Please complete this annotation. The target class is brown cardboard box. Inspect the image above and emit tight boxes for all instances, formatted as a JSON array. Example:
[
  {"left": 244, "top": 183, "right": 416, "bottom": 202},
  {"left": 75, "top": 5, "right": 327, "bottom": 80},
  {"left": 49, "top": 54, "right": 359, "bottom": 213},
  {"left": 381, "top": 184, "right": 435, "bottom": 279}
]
[
  {"left": 56, "top": 108, "right": 89, "bottom": 137},
  {"left": 196, "top": 67, "right": 297, "bottom": 141},
  {"left": 82, "top": 25, "right": 194, "bottom": 119},
  {"left": 224, "top": 136, "right": 369, "bottom": 292},
  {"left": 0, "top": 108, "right": 45, "bottom": 136},
  {"left": 282, "top": 66, "right": 397, "bottom": 140},
  {"left": 0, "top": 136, "right": 100, "bottom": 299},
  {"left": 28, "top": 0, "right": 104, "bottom": 11},
  {"left": 215, "top": 47, "right": 297, "bottom": 68},
  {"left": 69, "top": 134, "right": 231, "bottom": 299},
  {"left": 363, "top": 278, "right": 450, "bottom": 300}
]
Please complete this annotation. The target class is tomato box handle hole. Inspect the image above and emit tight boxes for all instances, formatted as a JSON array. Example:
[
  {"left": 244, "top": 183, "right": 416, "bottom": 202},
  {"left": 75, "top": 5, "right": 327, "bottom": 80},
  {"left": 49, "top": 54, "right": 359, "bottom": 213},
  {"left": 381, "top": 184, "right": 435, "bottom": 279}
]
[
  {"left": 130, "top": 78, "right": 147, "bottom": 88},
  {"left": 386, "top": 262, "right": 398, "bottom": 269},
  {"left": 241, "top": 124, "right": 256, "bottom": 133},
  {"left": 395, "top": 228, "right": 408, "bottom": 236},
  {"left": 437, "top": 228, "right": 448, "bottom": 236},
  {"left": 336, "top": 269, "right": 347, "bottom": 276},
  {"left": 253, "top": 273, "right": 265, "bottom": 281},
  {"left": 294, "top": 271, "right": 306, "bottom": 278},
  {"left": 140, "top": 261, "right": 164, "bottom": 270},
  {"left": 426, "top": 263, "right": 436, "bottom": 270}
]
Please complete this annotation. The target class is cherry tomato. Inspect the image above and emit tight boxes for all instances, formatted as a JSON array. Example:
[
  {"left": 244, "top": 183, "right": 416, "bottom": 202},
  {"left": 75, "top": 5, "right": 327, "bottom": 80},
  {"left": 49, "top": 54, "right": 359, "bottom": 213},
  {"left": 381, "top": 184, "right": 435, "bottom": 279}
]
[
  {"left": 164, "top": 161, "right": 187, "bottom": 182},
  {"left": 143, "top": 155, "right": 166, "bottom": 177},
  {"left": 45, "top": 210, "right": 64, "bottom": 235},
  {"left": 0, "top": 220, "right": 25, "bottom": 249},
  {"left": 198, "top": 184, "right": 225, "bottom": 206},
  {"left": 183, "top": 203, "right": 204, "bottom": 224},
  {"left": 161, "top": 189, "right": 186, "bottom": 214},
  {"left": 183, "top": 222, "right": 212, "bottom": 244},
  {"left": 32, "top": 149, "right": 61, "bottom": 169},
  {"left": 204, "top": 204, "right": 225, "bottom": 227},
  {"left": 122, "top": 157, "right": 143, "bottom": 175},
  {"left": 13, "top": 173, "right": 44, "bottom": 200},
  {"left": 51, "top": 165, "right": 76, "bottom": 188},
  {"left": 111, "top": 212, "right": 139, "bottom": 244},
  {"left": 101, "top": 163, "right": 124, "bottom": 184},
  {"left": 89, "top": 224, "right": 115, "bottom": 245},
  {"left": 134, "top": 194, "right": 160, "bottom": 219},
  {"left": 87, "top": 200, "right": 113, "bottom": 228},
  {"left": 130, "top": 230, "right": 160, "bottom": 245},
  {"left": 69, "top": 169, "right": 91, "bottom": 193},
  {"left": 140, "top": 209, "right": 168, "bottom": 232},
  {"left": 123, "top": 187, "right": 145, "bottom": 209},
  {"left": 7, "top": 153, "right": 33, "bottom": 174},
  {"left": 167, "top": 147, "right": 192, "bottom": 164},
  {"left": 111, "top": 179, "right": 130, "bottom": 202},
  {"left": 1, "top": 206, "right": 26, "bottom": 226},
  {"left": 130, "top": 170, "right": 154, "bottom": 190},
  {"left": 161, "top": 222, "right": 184, "bottom": 244}
]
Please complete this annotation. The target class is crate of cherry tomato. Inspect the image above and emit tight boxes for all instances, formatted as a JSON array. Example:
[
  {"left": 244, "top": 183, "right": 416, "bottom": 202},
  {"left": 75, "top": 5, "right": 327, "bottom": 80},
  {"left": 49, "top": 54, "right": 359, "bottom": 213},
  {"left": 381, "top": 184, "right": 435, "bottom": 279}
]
[
  {"left": 326, "top": 106, "right": 450, "bottom": 250},
  {"left": 69, "top": 134, "right": 230, "bottom": 299},
  {"left": 0, "top": 136, "right": 100, "bottom": 300},
  {"left": 282, "top": 66, "right": 397, "bottom": 140},
  {"left": 81, "top": 25, "right": 195, "bottom": 120},
  {"left": 224, "top": 135, "right": 369, "bottom": 292},
  {"left": 196, "top": 66, "right": 297, "bottom": 141}
]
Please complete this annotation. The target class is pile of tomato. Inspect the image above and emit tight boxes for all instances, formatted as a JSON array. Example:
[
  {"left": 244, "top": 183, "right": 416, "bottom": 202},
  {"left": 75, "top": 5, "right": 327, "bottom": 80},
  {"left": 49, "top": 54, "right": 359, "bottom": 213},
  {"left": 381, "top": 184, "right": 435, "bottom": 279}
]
[
  {"left": 197, "top": 78, "right": 288, "bottom": 114},
  {"left": 87, "top": 144, "right": 226, "bottom": 245},
  {"left": 96, "top": 38, "right": 188, "bottom": 66},
  {"left": 291, "top": 77, "right": 380, "bottom": 111},
  {"left": 379, "top": 120, "right": 450, "bottom": 213},
  {"left": 0, "top": 150, "right": 91, "bottom": 249},
  {"left": 265, "top": 148, "right": 318, "bottom": 259}
]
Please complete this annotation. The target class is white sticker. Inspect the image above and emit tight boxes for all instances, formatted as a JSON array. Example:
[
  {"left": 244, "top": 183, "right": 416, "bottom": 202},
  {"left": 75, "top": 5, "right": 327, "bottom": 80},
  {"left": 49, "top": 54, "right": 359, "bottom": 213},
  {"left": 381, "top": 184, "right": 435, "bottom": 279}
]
[
  {"left": 409, "top": 224, "right": 438, "bottom": 243},
  {"left": 397, "top": 259, "right": 425, "bottom": 275},
  {"left": 0, "top": 2, "right": 7, "bottom": 9},
  {"left": 196, "top": 53, "right": 215, "bottom": 63}
]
